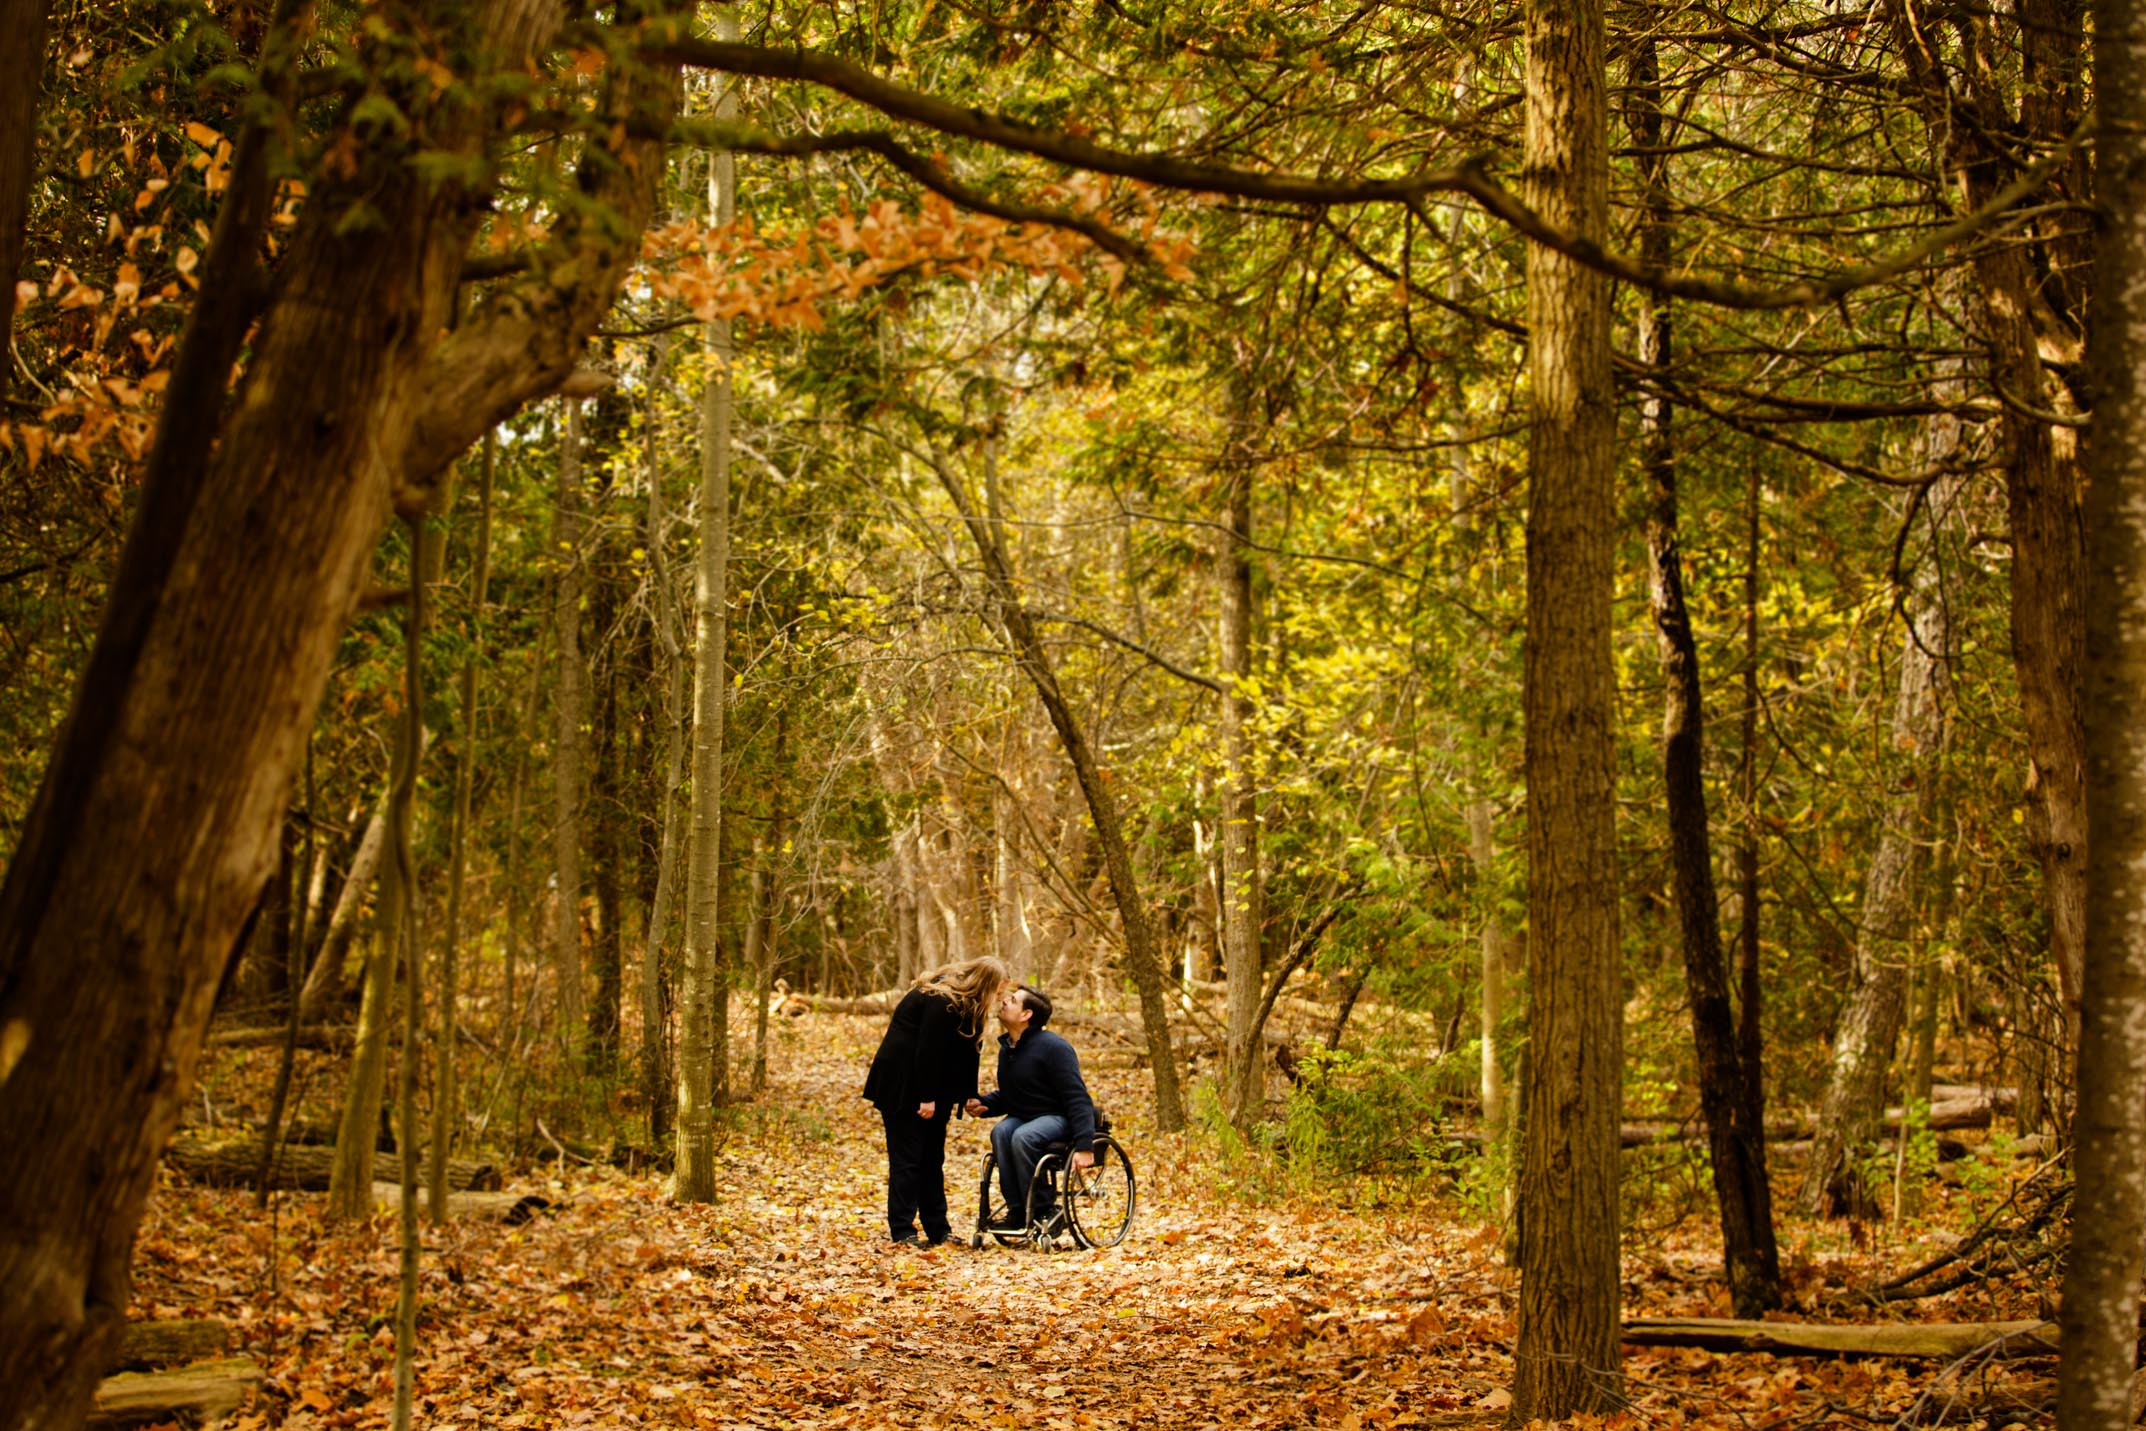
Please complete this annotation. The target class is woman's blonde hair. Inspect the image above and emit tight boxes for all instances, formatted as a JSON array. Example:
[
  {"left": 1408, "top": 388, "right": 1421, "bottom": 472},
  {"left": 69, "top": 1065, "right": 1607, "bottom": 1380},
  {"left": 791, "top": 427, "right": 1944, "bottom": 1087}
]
[{"left": 916, "top": 956, "right": 1011, "bottom": 1041}]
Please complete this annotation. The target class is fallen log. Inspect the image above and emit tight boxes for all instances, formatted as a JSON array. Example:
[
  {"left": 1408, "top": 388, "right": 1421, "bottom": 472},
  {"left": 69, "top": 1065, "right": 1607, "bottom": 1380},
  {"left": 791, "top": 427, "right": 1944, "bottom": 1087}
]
[
  {"left": 168, "top": 1134, "right": 500, "bottom": 1192},
  {"left": 109, "top": 1320, "right": 229, "bottom": 1372},
  {"left": 90, "top": 1357, "right": 261, "bottom": 1428},
  {"left": 369, "top": 1181, "right": 553, "bottom": 1224},
  {"left": 206, "top": 1022, "right": 355, "bottom": 1051},
  {"left": 1622, "top": 1317, "right": 2059, "bottom": 1359}
]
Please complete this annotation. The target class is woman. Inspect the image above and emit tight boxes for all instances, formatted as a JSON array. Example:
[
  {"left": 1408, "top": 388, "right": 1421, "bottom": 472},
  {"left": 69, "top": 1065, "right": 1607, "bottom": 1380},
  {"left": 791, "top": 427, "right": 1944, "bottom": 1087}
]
[{"left": 862, "top": 955, "right": 1010, "bottom": 1248}]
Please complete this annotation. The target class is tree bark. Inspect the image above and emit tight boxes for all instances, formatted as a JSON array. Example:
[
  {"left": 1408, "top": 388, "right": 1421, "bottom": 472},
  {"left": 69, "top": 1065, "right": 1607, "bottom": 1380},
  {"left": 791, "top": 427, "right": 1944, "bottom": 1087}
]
[
  {"left": 1629, "top": 41, "right": 1780, "bottom": 1317},
  {"left": 0, "top": 4, "right": 679, "bottom": 1417},
  {"left": 1218, "top": 455, "right": 1262, "bottom": 1131},
  {"left": 296, "top": 798, "right": 388, "bottom": 1021},
  {"left": 677, "top": 37, "right": 739, "bottom": 1202},
  {"left": 641, "top": 342, "right": 685, "bottom": 1148},
  {"left": 550, "top": 398, "right": 591, "bottom": 1046},
  {"left": 1883, "top": 0, "right": 2089, "bottom": 1060},
  {"left": 2057, "top": 4, "right": 2146, "bottom": 1416},
  {"left": 1510, "top": 0, "right": 1623, "bottom": 1415},
  {"left": 930, "top": 446, "right": 1186, "bottom": 1132},
  {"left": 0, "top": 0, "right": 50, "bottom": 408},
  {"left": 389, "top": 519, "right": 427, "bottom": 1431},
  {"left": 433, "top": 436, "right": 492, "bottom": 1223}
]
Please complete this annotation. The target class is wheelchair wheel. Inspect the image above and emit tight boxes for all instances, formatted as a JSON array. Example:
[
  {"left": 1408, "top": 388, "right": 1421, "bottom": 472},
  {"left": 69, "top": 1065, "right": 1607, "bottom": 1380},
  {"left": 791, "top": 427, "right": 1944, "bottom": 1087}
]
[
  {"left": 1063, "top": 1135, "right": 1136, "bottom": 1249},
  {"left": 974, "top": 1150, "right": 1027, "bottom": 1247},
  {"left": 1026, "top": 1152, "right": 1076, "bottom": 1250}
]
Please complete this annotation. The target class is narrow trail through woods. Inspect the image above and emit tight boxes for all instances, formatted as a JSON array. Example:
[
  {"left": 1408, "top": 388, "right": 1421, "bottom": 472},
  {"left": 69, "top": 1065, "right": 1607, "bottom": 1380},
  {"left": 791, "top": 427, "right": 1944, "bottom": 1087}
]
[
  {"left": 139, "top": 1010, "right": 2046, "bottom": 1429},
  {"left": 147, "top": 1011, "right": 1521, "bottom": 1430}
]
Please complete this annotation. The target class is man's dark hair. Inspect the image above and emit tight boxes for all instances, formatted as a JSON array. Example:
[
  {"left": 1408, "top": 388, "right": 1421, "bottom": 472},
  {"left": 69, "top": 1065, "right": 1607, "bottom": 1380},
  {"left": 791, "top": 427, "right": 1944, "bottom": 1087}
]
[{"left": 1016, "top": 984, "right": 1053, "bottom": 1029}]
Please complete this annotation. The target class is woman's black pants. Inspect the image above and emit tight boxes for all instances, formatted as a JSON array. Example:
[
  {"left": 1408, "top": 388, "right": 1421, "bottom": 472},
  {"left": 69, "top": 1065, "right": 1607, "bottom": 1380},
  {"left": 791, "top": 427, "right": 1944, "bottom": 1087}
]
[{"left": 880, "top": 1107, "right": 952, "bottom": 1243}]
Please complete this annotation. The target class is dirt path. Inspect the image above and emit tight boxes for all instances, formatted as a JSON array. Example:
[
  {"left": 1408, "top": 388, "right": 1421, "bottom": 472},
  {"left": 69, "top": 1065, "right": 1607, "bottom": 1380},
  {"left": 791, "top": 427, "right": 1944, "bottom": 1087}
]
[{"left": 140, "top": 1011, "right": 1518, "bottom": 1429}]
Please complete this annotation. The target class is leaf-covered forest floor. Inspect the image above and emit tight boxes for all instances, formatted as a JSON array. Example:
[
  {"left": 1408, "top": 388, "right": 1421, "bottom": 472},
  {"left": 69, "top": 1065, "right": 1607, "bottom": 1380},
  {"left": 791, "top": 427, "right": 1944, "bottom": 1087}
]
[{"left": 141, "top": 1011, "right": 2059, "bottom": 1430}]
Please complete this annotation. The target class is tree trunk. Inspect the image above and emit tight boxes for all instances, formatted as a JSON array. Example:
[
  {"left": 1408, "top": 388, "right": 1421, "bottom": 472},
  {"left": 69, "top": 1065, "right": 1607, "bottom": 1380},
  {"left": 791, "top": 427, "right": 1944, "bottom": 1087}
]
[
  {"left": 930, "top": 446, "right": 1186, "bottom": 1132},
  {"left": 0, "top": 5, "right": 679, "bottom": 1417},
  {"left": 1218, "top": 455, "right": 1263, "bottom": 1131},
  {"left": 1466, "top": 799, "right": 1510, "bottom": 1131},
  {"left": 296, "top": 798, "right": 388, "bottom": 1021},
  {"left": 1735, "top": 467, "right": 1767, "bottom": 1165},
  {"left": 1629, "top": 42, "right": 1780, "bottom": 1317},
  {"left": 433, "top": 434, "right": 492, "bottom": 1224},
  {"left": 2057, "top": 7, "right": 2146, "bottom": 1416},
  {"left": 329, "top": 519, "right": 444, "bottom": 1225},
  {"left": 641, "top": 342, "right": 685, "bottom": 1148},
  {"left": 1510, "top": 0, "right": 1622, "bottom": 1415},
  {"left": 994, "top": 776, "right": 1033, "bottom": 980},
  {"left": 389, "top": 519, "right": 426, "bottom": 1431},
  {"left": 1799, "top": 476, "right": 1956, "bottom": 1217},
  {"left": 550, "top": 397, "right": 591, "bottom": 1047},
  {"left": 0, "top": 0, "right": 49, "bottom": 408},
  {"left": 676, "top": 40, "right": 738, "bottom": 1202},
  {"left": 1883, "top": 0, "right": 2089, "bottom": 1062}
]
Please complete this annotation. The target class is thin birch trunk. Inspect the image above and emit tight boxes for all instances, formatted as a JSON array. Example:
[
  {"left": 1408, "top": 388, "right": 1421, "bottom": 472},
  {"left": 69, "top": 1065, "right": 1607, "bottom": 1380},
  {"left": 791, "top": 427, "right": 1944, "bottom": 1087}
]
[
  {"left": 676, "top": 40, "right": 737, "bottom": 1201},
  {"left": 550, "top": 399, "right": 590, "bottom": 1046},
  {"left": 390, "top": 518, "right": 428, "bottom": 1431},
  {"left": 642, "top": 340, "right": 686, "bottom": 1147},
  {"left": 1218, "top": 453, "right": 1262, "bottom": 1131},
  {"left": 431, "top": 434, "right": 492, "bottom": 1222},
  {"left": 297, "top": 799, "right": 388, "bottom": 1021}
]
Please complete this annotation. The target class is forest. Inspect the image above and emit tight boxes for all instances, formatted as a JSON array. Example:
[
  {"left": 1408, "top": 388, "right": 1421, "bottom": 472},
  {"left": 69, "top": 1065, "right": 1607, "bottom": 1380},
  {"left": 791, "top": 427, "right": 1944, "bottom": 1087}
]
[{"left": 3, "top": 0, "right": 2146, "bottom": 1427}]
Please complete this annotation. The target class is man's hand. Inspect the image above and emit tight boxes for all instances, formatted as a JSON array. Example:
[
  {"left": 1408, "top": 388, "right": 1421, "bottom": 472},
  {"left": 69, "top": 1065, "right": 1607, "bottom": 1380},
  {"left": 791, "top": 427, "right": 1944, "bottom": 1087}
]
[
  {"left": 964, "top": 1097, "right": 988, "bottom": 1117},
  {"left": 917, "top": 1101, "right": 936, "bottom": 1119},
  {"left": 1072, "top": 1149, "right": 1095, "bottom": 1170}
]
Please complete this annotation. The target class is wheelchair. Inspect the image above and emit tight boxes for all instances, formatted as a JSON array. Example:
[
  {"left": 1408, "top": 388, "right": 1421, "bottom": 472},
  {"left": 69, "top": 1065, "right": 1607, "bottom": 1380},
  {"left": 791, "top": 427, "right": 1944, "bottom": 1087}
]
[{"left": 971, "top": 1112, "right": 1137, "bottom": 1250}]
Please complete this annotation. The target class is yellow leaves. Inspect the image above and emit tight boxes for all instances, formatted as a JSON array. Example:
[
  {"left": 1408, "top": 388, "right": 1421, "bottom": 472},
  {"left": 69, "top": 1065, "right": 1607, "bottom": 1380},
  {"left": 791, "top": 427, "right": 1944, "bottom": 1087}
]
[
  {"left": 76, "top": 148, "right": 95, "bottom": 179},
  {"left": 175, "top": 245, "right": 199, "bottom": 277},
  {"left": 184, "top": 120, "right": 222, "bottom": 149}
]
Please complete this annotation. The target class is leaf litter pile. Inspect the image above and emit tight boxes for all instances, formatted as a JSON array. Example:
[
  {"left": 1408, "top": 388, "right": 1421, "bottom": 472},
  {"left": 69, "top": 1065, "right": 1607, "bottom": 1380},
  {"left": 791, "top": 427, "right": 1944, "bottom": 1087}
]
[{"left": 141, "top": 1013, "right": 2060, "bottom": 1429}]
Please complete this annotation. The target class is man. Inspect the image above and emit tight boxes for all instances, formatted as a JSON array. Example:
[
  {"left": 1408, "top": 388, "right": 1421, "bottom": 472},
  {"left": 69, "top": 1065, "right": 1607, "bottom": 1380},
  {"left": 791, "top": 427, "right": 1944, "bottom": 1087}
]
[{"left": 964, "top": 984, "right": 1097, "bottom": 1232}]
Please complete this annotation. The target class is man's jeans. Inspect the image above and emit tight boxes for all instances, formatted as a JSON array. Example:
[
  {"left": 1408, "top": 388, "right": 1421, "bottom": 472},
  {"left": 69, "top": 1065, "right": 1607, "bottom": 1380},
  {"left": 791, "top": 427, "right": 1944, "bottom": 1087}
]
[{"left": 992, "top": 1113, "right": 1069, "bottom": 1218}]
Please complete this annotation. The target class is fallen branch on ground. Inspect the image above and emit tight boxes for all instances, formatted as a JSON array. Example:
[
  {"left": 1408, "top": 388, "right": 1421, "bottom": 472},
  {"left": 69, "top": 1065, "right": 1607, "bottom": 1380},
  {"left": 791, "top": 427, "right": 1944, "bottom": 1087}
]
[{"left": 1622, "top": 1318, "right": 2058, "bottom": 1359}]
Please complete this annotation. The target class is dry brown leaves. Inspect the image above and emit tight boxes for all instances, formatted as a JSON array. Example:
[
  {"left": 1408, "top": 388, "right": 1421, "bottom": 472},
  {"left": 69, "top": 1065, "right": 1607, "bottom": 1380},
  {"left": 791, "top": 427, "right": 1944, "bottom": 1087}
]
[{"left": 138, "top": 1016, "right": 2055, "bottom": 1430}]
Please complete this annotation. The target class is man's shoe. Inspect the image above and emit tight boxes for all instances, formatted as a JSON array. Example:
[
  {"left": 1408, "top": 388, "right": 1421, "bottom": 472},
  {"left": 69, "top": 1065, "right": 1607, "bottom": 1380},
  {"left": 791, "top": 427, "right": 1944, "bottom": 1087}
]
[{"left": 984, "top": 1216, "right": 1027, "bottom": 1234}]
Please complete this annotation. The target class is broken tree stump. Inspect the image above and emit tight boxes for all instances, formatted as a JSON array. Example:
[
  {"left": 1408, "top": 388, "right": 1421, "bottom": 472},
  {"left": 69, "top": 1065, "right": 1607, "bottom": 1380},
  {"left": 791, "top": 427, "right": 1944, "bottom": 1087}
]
[
  {"left": 89, "top": 1356, "right": 261, "bottom": 1428},
  {"left": 1622, "top": 1317, "right": 2059, "bottom": 1359},
  {"left": 167, "top": 1133, "right": 500, "bottom": 1192}
]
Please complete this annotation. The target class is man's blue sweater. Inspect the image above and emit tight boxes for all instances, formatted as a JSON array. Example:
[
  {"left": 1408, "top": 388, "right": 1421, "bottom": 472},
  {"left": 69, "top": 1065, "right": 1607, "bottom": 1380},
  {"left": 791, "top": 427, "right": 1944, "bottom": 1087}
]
[{"left": 978, "top": 1027, "right": 1097, "bottom": 1151}]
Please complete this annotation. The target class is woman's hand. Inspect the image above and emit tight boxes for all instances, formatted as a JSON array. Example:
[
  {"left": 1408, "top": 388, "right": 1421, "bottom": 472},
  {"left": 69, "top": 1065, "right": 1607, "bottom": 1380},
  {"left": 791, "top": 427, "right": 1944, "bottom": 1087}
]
[{"left": 917, "top": 1101, "right": 936, "bottom": 1119}]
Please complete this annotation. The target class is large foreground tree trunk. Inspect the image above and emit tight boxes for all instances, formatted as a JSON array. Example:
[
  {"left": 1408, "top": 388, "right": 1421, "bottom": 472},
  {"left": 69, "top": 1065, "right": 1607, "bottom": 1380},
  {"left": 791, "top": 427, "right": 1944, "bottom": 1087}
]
[
  {"left": 2057, "top": 4, "right": 2146, "bottom": 1418},
  {"left": 1629, "top": 42, "right": 1779, "bottom": 1317},
  {"left": 0, "top": 5, "right": 680, "bottom": 1419},
  {"left": 1510, "top": 0, "right": 1623, "bottom": 1416}
]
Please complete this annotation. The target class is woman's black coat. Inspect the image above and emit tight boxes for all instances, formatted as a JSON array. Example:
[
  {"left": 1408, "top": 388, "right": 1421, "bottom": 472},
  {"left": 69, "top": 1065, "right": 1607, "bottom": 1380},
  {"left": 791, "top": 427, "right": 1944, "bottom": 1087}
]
[{"left": 862, "top": 988, "right": 984, "bottom": 1114}]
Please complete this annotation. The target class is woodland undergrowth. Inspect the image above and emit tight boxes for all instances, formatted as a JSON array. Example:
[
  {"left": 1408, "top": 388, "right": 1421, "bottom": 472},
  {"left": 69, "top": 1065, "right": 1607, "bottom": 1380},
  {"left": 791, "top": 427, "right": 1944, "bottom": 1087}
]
[{"left": 139, "top": 1009, "right": 2059, "bottom": 1430}]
